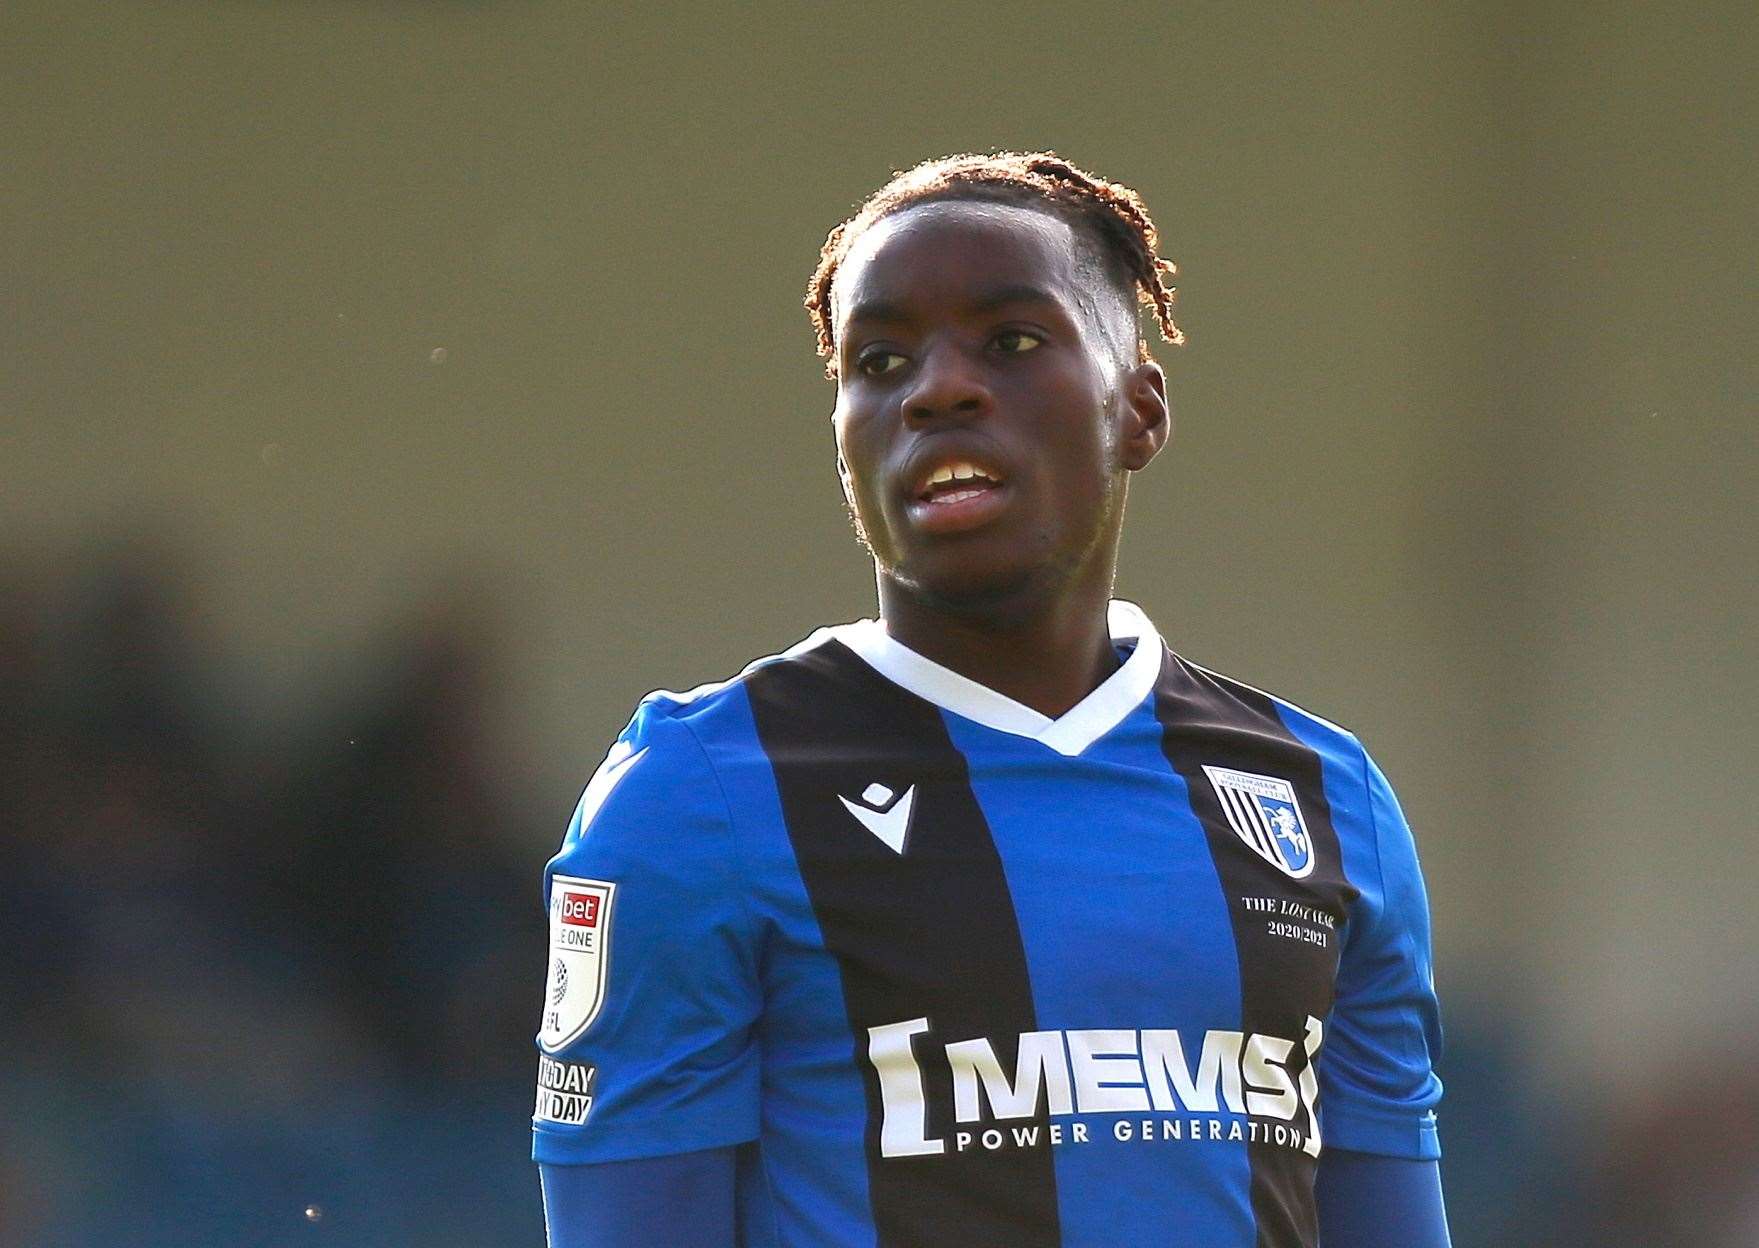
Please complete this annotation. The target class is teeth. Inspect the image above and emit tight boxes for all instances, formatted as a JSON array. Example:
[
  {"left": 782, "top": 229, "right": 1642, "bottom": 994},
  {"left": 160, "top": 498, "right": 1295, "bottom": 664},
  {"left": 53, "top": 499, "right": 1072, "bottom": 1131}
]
[{"left": 923, "top": 461, "right": 995, "bottom": 491}]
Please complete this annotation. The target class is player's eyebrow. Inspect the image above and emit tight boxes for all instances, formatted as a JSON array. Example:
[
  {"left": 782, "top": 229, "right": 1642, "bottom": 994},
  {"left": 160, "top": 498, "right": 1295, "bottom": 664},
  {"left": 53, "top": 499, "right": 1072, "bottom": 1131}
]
[
  {"left": 843, "top": 283, "right": 1065, "bottom": 329},
  {"left": 841, "top": 297, "right": 908, "bottom": 328}
]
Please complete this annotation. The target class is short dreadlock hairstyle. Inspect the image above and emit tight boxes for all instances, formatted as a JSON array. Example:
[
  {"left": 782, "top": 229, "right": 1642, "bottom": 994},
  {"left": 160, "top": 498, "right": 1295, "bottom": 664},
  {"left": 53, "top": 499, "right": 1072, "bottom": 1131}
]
[{"left": 805, "top": 150, "right": 1184, "bottom": 381}]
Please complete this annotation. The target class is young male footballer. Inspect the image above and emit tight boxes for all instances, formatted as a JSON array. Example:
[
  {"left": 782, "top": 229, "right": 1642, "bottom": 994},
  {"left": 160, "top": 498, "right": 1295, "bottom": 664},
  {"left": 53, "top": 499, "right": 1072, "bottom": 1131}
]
[{"left": 533, "top": 152, "right": 1450, "bottom": 1247}]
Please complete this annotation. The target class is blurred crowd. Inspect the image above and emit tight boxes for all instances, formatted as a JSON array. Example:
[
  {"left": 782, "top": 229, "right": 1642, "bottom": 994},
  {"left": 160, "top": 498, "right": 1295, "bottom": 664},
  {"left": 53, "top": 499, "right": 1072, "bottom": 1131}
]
[
  {"left": 2, "top": 530, "right": 1755, "bottom": 1246},
  {"left": 0, "top": 533, "right": 545, "bottom": 1246}
]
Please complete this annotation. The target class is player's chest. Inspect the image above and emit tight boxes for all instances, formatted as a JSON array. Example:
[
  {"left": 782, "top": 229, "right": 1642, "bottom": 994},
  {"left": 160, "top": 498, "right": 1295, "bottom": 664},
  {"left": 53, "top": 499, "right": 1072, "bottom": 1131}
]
[{"left": 751, "top": 754, "right": 1354, "bottom": 1030}]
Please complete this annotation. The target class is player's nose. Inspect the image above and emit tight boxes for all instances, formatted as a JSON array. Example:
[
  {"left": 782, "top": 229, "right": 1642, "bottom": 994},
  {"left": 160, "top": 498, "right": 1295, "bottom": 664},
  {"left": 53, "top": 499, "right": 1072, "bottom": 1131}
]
[{"left": 899, "top": 340, "right": 992, "bottom": 428}]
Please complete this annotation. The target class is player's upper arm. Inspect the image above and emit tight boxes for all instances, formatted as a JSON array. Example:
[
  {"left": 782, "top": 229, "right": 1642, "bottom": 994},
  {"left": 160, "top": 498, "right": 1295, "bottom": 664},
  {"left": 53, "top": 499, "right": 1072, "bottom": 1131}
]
[
  {"left": 1319, "top": 742, "right": 1444, "bottom": 1161},
  {"left": 532, "top": 700, "right": 762, "bottom": 1166}
]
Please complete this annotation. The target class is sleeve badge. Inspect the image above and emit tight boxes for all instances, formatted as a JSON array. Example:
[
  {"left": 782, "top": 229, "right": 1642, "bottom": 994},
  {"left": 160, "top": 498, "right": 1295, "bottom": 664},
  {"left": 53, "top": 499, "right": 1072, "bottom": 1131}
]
[{"left": 538, "top": 875, "right": 618, "bottom": 1053}]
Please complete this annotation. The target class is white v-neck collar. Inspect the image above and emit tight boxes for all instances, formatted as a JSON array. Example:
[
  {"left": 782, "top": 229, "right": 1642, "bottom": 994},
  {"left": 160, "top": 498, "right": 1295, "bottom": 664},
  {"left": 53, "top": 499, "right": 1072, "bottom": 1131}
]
[{"left": 832, "top": 599, "right": 1164, "bottom": 758}]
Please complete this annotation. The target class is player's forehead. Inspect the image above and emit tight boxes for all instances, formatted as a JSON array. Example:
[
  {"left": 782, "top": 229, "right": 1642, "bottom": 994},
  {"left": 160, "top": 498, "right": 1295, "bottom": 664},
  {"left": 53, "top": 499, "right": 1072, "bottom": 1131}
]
[{"left": 831, "top": 200, "right": 1086, "bottom": 333}]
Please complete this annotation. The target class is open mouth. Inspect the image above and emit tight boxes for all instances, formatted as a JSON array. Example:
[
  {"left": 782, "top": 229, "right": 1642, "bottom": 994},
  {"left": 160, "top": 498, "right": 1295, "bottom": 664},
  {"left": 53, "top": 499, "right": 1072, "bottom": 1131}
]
[
  {"left": 906, "top": 459, "right": 1010, "bottom": 533},
  {"left": 914, "top": 460, "right": 1005, "bottom": 506}
]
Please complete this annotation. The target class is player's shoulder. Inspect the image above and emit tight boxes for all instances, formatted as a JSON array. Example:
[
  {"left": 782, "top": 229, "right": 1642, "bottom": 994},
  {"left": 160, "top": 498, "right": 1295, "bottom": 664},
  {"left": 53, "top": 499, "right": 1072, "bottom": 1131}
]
[
  {"left": 554, "top": 620, "right": 858, "bottom": 856},
  {"left": 609, "top": 617, "right": 860, "bottom": 755},
  {"left": 1174, "top": 651, "right": 1366, "bottom": 761}
]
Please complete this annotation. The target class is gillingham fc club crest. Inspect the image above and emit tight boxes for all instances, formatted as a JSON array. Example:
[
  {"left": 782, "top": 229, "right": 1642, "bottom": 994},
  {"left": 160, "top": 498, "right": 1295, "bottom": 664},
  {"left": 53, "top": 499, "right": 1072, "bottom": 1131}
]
[{"left": 1202, "top": 765, "right": 1315, "bottom": 879}]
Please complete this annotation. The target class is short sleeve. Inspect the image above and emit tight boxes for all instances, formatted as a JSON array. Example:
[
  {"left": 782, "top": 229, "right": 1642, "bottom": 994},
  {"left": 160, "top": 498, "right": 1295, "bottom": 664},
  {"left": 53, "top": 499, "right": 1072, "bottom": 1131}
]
[
  {"left": 532, "top": 700, "right": 762, "bottom": 1165},
  {"left": 1318, "top": 745, "right": 1444, "bottom": 1160}
]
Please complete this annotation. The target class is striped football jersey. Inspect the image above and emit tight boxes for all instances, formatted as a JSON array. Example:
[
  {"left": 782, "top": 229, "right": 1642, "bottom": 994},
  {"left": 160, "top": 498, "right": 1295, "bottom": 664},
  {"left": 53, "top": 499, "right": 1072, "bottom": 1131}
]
[{"left": 532, "top": 600, "right": 1442, "bottom": 1247}]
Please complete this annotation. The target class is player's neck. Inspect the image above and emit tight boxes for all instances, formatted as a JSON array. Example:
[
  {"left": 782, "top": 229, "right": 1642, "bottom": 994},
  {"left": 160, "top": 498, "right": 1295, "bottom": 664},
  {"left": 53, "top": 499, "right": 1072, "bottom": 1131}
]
[{"left": 875, "top": 577, "right": 1121, "bottom": 721}]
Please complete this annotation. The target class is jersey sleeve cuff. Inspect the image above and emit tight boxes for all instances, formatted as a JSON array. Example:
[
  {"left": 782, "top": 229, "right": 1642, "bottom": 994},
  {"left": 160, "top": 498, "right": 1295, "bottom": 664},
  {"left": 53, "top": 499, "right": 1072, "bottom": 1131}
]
[{"left": 1321, "top": 1102, "right": 1442, "bottom": 1161}]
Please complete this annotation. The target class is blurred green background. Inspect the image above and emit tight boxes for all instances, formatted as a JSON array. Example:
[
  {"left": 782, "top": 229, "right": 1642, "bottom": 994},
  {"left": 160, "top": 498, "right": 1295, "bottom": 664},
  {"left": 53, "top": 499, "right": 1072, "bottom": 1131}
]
[{"left": 3, "top": 1, "right": 1754, "bottom": 1244}]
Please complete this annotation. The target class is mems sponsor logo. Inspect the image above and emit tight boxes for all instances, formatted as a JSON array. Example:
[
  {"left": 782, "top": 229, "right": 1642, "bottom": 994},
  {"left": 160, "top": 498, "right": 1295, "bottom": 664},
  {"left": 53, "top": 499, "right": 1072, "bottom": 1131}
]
[
  {"left": 534, "top": 1056, "right": 597, "bottom": 1126},
  {"left": 867, "top": 1017, "right": 1325, "bottom": 1160}
]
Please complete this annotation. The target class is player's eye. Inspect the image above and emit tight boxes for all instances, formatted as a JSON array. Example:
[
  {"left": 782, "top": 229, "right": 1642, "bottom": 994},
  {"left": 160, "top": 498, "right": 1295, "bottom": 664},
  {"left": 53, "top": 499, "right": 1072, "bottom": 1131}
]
[
  {"left": 856, "top": 350, "right": 907, "bottom": 377},
  {"left": 993, "top": 329, "right": 1043, "bottom": 353}
]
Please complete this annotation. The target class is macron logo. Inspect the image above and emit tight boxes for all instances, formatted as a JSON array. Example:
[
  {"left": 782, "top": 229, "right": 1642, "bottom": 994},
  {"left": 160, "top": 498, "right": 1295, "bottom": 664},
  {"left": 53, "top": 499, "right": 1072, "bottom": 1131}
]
[{"left": 840, "top": 782, "right": 915, "bottom": 854}]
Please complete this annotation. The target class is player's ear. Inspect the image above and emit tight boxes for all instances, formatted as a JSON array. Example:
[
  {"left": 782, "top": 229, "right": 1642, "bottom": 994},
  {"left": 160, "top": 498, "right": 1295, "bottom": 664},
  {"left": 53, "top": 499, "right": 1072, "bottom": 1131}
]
[{"left": 1116, "top": 359, "right": 1170, "bottom": 472}]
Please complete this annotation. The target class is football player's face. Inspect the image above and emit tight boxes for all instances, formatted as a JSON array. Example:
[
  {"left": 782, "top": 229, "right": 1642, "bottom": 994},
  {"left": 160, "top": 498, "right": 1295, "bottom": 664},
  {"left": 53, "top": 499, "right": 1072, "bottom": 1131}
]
[{"left": 830, "top": 200, "right": 1166, "bottom": 614}]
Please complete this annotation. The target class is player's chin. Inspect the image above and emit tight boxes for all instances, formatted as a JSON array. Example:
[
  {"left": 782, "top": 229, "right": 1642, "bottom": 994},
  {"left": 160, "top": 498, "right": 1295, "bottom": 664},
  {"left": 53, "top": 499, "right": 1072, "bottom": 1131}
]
[{"left": 893, "top": 549, "right": 1060, "bottom": 618}]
